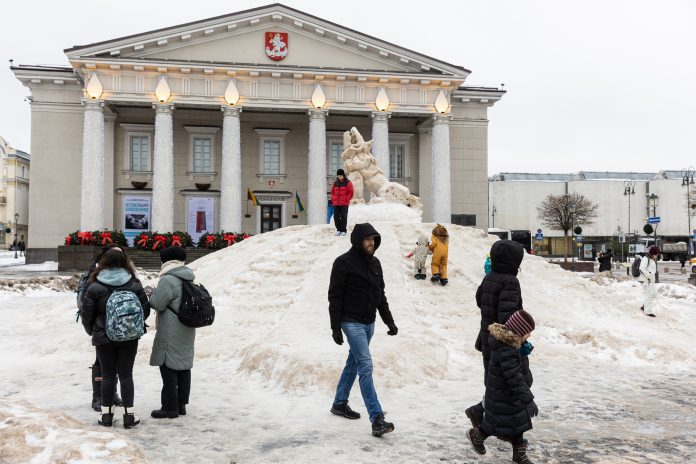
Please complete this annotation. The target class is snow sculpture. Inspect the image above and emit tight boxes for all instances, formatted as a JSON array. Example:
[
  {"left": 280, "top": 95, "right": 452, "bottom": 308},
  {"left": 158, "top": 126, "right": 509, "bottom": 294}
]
[{"left": 341, "top": 127, "right": 422, "bottom": 210}]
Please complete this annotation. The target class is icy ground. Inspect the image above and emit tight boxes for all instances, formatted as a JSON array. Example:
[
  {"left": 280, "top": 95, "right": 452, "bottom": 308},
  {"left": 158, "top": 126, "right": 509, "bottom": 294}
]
[{"left": 1, "top": 216, "right": 695, "bottom": 463}]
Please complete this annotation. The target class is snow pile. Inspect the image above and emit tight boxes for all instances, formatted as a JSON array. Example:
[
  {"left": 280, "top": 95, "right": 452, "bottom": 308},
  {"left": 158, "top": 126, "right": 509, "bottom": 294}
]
[
  {"left": 0, "top": 276, "right": 77, "bottom": 294},
  {"left": 334, "top": 203, "right": 423, "bottom": 227},
  {"left": 0, "top": 399, "right": 148, "bottom": 464},
  {"left": 188, "top": 221, "right": 695, "bottom": 393}
]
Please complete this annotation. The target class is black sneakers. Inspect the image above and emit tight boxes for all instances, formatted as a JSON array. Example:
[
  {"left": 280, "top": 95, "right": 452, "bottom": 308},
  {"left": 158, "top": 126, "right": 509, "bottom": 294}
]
[
  {"left": 466, "top": 428, "right": 487, "bottom": 455},
  {"left": 371, "top": 413, "right": 395, "bottom": 437},
  {"left": 331, "top": 402, "right": 361, "bottom": 420}
]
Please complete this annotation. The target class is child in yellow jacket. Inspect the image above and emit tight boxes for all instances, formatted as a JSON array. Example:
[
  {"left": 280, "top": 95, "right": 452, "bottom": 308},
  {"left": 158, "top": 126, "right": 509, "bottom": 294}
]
[{"left": 428, "top": 224, "right": 449, "bottom": 286}]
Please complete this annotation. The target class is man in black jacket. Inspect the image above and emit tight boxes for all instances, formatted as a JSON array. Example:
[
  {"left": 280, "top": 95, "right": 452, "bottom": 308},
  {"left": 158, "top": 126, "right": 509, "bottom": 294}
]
[
  {"left": 465, "top": 240, "right": 525, "bottom": 429},
  {"left": 328, "top": 223, "right": 398, "bottom": 437}
]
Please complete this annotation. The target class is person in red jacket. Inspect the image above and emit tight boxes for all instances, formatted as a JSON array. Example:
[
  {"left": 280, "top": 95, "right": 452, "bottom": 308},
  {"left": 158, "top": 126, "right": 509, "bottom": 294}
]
[{"left": 331, "top": 169, "right": 354, "bottom": 236}]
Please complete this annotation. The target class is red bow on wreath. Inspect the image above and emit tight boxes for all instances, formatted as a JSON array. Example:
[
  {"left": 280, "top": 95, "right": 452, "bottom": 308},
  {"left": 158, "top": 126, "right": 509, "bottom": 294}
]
[
  {"left": 205, "top": 235, "right": 216, "bottom": 248},
  {"left": 136, "top": 234, "right": 149, "bottom": 247},
  {"left": 101, "top": 231, "right": 113, "bottom": 245},
  {"left": 242, "top": 234, "right": 251, "bottom": 240},
  {"left": 223, "top": 233, "right": 237, "bottom": 247},
  {"left": 65, "top": 235, "right": 72, "bottom": 246},
  {"left": 171, "top": 235, "right": 182, "bottom": 247},
  {"left": 152, "top": 235, "right": 168, "bottom": 250},
  {"left": 77, "top": 231, "right": 94, "bottom": 245}
]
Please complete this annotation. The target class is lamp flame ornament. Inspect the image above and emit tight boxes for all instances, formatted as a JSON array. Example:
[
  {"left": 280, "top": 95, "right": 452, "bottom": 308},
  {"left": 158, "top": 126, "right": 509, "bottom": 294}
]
[
  {"left": 311, "top": 84, "right": 326, "bottom": 109},
  {"left": 224, "top": 80, "right": 240, "bottom": 106},
  {"left": 434, "top": 90, "right": 449, "bottom": 114},
  {"left": 85, "top": 74, "right": 103, "bottom": 100},
  {"left": 155, "top": 77, "right": 171, "bottom": 103},
  {"left": 375, "top": 88, "right": 390, "bottom": 112}
]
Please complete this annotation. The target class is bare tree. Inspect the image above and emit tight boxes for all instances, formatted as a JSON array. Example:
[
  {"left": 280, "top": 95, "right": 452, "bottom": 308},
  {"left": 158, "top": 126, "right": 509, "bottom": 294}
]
[{"left": 537, "top": 193, "right": 598, "bottom": 262}]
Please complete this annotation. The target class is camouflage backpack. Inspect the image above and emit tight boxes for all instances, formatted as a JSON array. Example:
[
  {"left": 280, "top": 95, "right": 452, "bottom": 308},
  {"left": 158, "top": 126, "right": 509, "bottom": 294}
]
[{"left": 105, "top": 290, "right": 144, "bottom": 342}]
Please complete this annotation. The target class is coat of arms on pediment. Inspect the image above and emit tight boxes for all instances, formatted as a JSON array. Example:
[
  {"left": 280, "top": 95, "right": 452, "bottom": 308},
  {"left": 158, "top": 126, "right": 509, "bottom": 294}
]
[{"left": 265, "top": 32, "right": 288, "bottom": 61}]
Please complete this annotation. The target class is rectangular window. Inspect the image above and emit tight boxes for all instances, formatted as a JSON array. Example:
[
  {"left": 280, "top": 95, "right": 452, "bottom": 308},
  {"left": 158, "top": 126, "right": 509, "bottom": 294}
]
[
  {"left": 130, "top": 135, "right": 150, "bottom": 171},
  {"left": 263, "top": 140, "right": 281, "bottom": 175},
  {"left": 451, "top": 214, "right": 477, "bottom": 226},
  {"left": 389, "top": 144, "right": 405, "bottom": 179},
  {"left": 192, "top": 137, "right": 212, "bottom": 173},
  {"left": 330, "top": 142, "right": 344, "bottom": 175}
]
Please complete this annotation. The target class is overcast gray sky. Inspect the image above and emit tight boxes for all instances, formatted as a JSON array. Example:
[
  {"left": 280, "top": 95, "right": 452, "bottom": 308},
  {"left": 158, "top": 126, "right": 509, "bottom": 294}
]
[{"left": 1, "top": 0, "right": 694, "bottom": 175}]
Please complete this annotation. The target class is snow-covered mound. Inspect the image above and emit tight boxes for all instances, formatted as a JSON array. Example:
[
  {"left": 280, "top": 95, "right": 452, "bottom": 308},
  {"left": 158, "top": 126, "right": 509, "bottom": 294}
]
[
  {"left": 335, "top": 202, "right": 423, "bottom": 225},
  {"left": 0, "top": 399, "right": 148, "bottom": 464},
  {"left": 189, "top": 221, "right": 695, "bottom": 392}
]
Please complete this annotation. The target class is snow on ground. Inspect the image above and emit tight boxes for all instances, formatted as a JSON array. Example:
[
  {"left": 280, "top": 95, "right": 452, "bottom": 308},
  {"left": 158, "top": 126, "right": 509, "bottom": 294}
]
[
  {"left": 0, "top": 250, "right": 58, "bottom": 271},
  {"left": 1, "top": 207, "right": 695, "bottom": 463}
]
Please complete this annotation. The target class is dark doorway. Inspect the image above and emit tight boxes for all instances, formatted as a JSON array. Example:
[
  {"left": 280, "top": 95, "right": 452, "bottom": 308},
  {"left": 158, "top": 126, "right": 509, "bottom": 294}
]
[{"left": 261, "top": 204, "right": 282, "bottom": 233}]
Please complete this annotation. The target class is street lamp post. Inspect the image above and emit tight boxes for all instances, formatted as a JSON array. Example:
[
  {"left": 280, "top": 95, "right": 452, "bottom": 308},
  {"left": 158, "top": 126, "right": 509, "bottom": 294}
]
[
  {"left": 14, "top": 212, "right": 19, "bottom": 259},
  {"left": 570, "top": 204, "right": 577, "bottom": 267},
  {"left": 648, "top": 193, "right": 659, "bottom": 283},
  {"left": 681, "top": 167, "right": 695, "bottom": 258},
  {"left": 624, "top": 180, "right": 636, "bottom": 261}
]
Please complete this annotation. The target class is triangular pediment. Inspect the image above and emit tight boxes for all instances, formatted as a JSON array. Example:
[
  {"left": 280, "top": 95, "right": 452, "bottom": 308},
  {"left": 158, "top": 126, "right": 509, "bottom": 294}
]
[{"left": 65, "top": 4, "right": 468, "bottom": 78}]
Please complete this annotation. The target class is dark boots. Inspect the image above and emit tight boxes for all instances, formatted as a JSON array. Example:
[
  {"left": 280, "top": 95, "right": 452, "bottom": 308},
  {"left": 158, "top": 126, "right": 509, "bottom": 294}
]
[
  {"left": 430, "top": 274, "right": 440, "bottom": 282},
  {"left": 440, "top": 278, "right": 448, "bottom": 286},
  {"left": 512, "top": 440, "right": 533, "bottom": 464},
  {"left": 91, "top": 364, "right": 101, "bottom": 411},
  {"left": 331, "top": 402, "right": 361, "bottom": 419},
  {"left": 371, "top": 413, "right": 395, "bottom": 437},
  {"left": 98, "top": 405, "right": 114, "bottom": 427},
  {"left": 466, "top": 428, "right": 487, "bottom": 455},
  {"left": 465, "top": 405, "right": 483, "bottom": 429},
  {"left": 123, "top": 407, "right": 140, "bottom": 429},
  {"left": 151, "top": 408, "right": 179, "bottom": 419},
  {"left": 414, "top": 269, "right": 427, "bottom": 280}
]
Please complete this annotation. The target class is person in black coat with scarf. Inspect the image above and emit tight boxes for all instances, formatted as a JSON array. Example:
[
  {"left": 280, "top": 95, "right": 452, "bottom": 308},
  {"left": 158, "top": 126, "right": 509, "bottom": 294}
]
[
  {"left": 466, "top": 240, "right": 525, "bottom": 427},
  {"left": 82, "top": 249, "right": 150, "bottom": 429},
  {"left": 467, "top": 310, "right": 538, "bottom": 464}
]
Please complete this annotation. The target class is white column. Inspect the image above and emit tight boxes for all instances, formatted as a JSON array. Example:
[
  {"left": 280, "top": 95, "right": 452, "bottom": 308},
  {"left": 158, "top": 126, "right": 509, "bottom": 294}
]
[
  {"left": 152, "top": 103, "right": 175, "bottom": 232},
  {"left": 417, "top": 124, "right": 433, "bottom": 221},
  {"left": 80, "top": 99, "right": 105, "bottom": 231},
  {"left": 307, "top": 109, "right": 328, "bottom": 225},
  {"left": 220, "top": 106, "right": 242, "bottom": 231},
  {"left": 371, "top": 112, "right": 391, "bottom": 178},
  {"left": 431, "top": 114, "right": 452, "bottom": 224}
]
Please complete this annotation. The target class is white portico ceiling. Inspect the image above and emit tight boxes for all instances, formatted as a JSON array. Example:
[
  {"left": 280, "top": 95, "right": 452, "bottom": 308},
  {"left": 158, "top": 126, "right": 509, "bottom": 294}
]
[{"left": 64, "top": 3, "right": 470, "bottom": 80}]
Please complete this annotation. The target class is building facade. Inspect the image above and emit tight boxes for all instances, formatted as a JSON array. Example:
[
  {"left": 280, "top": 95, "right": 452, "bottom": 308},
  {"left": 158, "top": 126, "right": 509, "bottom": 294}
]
[
  {"left": 12, "top": 4, "right": 503, "bottom": 259},
  {"left": 0, "top": 137, "right": 30, "bottom": 249},
  {"left": 489, "top": 171, "right": 696, "bottom": 258}
]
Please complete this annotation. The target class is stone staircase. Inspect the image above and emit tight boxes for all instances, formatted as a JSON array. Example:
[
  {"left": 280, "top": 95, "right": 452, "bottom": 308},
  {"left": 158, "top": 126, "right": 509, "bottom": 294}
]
[{"left": 127, "top": 247, "right": 217, "bottom": 271}]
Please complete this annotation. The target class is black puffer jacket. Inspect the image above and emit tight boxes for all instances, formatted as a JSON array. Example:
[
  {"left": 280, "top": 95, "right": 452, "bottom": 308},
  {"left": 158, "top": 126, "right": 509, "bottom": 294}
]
[
  {"left": 481, "top": 323, "right": 535, "bottom": 438},
  {"left": 475, "top": 240, "right": 524, "bottom": 365},
  {"left": 81, "top": 273, "right": 151, "bottom": 346},
  {"left": 328, "top": 223, "right": 394, "bottom": 330},
  {"left": 598, "top": 252, "right": 612, "bottom": 272}
]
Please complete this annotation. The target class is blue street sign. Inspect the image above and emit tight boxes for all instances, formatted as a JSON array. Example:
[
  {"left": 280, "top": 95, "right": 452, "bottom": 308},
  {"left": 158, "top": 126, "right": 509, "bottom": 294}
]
[
  {"left": 576, "top": 235, "right": 582, "bottom": 241},
  {"left": 648, "top": 217, "right": 661, "bottom": 224},
  {"left": 535, "top": 233, "right": 543, "bottom": 241}
]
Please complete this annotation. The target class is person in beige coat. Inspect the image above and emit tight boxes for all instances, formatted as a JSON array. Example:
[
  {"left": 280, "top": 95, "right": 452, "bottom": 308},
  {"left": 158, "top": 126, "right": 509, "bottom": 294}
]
[{"left": 149, "top": 246, "right": 197, "bottom": 418}]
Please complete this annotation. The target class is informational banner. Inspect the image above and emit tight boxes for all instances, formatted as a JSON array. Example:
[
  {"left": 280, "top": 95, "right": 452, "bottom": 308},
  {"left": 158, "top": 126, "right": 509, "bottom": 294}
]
[
  {"left": 583, "top": 244, "right": 594, "bottom": 259},
  {"left": 123, "top": 196, "right": 151, "bottom": 246},
  {"left": 187, "top": 197, "right": 215, "bottom": 243}
]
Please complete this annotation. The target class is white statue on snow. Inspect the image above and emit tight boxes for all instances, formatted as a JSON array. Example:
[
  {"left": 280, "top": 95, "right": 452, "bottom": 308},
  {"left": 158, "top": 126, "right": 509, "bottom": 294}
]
[{"left": 341, "top": 127, "right": 422, "bottom": 210}]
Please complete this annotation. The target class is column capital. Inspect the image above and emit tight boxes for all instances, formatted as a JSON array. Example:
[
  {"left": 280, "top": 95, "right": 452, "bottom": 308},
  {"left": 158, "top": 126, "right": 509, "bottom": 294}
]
[
  {"left": 152, "top": 102, "right": 175, "bottom": 114},
  {"left": 371, "top": 111, "right": 391, "bottom": 121},
  {"left": 432, "top": 113, "right": 453, "bottom": 125},
  {"left": 221, "top": 105, "right": 242, "bottom": 116},
  {"left": 81, "top": 98, "right": 104, "bottom": 111},
  {"left": 308, "top": 108, "right": 329, "bottom": 120}
]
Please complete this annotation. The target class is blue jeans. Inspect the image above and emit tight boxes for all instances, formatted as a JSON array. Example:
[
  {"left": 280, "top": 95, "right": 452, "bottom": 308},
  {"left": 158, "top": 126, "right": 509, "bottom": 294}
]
[{"left": 333, "top": 322, "right": 383, "bottom": 422}]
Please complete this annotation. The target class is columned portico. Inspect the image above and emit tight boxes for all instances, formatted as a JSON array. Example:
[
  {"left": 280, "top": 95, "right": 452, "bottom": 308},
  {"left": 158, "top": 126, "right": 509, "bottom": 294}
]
[
  {"left": 152, "top": 103, "right": 174, "bottom": 232},
  {"left": 307, "top": 109, "right": 328, "bottom": 225},
  {"left": 80, "top": 99, "right": 105, "bottom": 231},
  {"left": 220, "top": 106, "right": 242, "bottom": 231},
  {"left": 431, "top": 114, "right": 452, "bottom": 224},
  {"left": 371, "top": 112, "right": 391, "bottom": 179}
]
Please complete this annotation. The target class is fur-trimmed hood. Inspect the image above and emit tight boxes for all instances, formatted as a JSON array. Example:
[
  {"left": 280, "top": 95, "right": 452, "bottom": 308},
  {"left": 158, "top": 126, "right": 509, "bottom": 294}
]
[{"left": 488, "top": 322, "right": 524, "bottom": 349}]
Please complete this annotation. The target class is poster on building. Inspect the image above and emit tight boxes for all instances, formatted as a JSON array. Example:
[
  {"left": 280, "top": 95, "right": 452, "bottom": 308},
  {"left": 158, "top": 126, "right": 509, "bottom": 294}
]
[
  {"left": 187, "top": 197, "right": 215, "bottom": 243},
  {"left": 583, "top": 243, "right": 594, "bottom": 259},
  {"left": 123, "top": 196, "right": 151, "bottom": 246}
]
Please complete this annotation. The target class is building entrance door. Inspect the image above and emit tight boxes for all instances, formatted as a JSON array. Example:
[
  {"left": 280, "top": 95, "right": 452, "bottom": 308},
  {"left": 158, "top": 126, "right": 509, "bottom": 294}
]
[{"left": 260, "top": 204, "right": 282, "bottom": 233}]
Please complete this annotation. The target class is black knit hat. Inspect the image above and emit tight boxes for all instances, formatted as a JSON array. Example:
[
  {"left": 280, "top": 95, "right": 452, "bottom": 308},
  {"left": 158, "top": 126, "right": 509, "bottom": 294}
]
[
  {"left": 159, "top": 246, "right": 187, "bottom": 263},
  {"left": 337, "top": 168, "right": 346, "bottom": 177}
]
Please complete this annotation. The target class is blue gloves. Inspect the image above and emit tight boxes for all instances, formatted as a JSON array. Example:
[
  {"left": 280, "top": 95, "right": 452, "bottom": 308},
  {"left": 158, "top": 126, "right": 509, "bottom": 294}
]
[{"left": 520, "top": 340, "right": 534, "bottom": 357}]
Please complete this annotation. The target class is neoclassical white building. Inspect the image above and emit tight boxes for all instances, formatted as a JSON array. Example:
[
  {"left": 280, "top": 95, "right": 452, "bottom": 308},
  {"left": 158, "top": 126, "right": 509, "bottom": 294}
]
[
  {"left": 0, "top": 137, "right": 30, "bottom": 249},
  {"left": 13, "top": 3, "right": 503, "bottom": 259}
]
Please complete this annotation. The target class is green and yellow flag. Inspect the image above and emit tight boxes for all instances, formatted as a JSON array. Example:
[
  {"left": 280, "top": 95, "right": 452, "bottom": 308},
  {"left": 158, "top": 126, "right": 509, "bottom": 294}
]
[{"left": 247, "top": 188, "right": 258, "bottom": 207}]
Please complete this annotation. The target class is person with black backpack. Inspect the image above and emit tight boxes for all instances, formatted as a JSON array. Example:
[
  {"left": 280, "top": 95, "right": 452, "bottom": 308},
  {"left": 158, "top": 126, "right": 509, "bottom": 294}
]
[
  {"left": 81, "top": 249, "right": 150, "bottom": 429},
  {"left": 149, "top": 246, "right": 202, "bottom": 419}
]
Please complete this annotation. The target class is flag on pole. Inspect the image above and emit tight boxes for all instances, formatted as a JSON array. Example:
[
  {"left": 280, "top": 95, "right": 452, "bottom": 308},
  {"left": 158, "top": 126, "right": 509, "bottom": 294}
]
[
  {"left": 295, "top": 191, "right": 305, "bottom": 212},
  {"left": 247, "top": 188, "right": 258, "bottom": 207}
]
